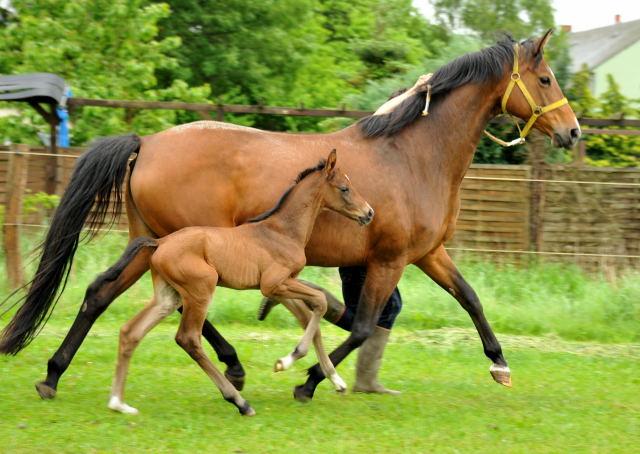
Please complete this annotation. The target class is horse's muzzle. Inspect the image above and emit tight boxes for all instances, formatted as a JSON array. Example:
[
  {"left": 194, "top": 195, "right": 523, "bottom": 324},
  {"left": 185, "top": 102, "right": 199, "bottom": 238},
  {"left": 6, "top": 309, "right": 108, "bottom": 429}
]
[
  {"left": 358, "top": 207, "right": 374, "bottom": 226},
  {"left": 554, "top": 127, "right": 581, "bottom": 149}
]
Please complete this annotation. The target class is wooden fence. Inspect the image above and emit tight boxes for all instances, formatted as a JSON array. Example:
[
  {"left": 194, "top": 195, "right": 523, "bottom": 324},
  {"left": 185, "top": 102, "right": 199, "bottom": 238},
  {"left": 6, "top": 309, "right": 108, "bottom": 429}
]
[{"left": 2, "top": 144, "right": 639, "bottom": 279}]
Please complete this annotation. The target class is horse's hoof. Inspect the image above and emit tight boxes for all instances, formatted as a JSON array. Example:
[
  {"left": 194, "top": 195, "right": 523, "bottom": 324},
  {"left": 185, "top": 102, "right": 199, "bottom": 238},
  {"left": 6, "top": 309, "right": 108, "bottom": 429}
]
[
  {"left": 224, "top": 370, "right": 245, "bottom": 391},
  {"left": 108, "top": 396, "right": 139, "bottom": 415},
  {"left": 274, "top": 355, "right": 293, "bottom": 372},
  {"left": 490, "top": 364, "right": 512, "bottom": 387},
  {"left": 35, "top": 381, "right": 57, "bottom": 399},
  {"left": 293, "top": 385, "right": 313, "bottom": 403},
  {"left": 240, "top": 402, "right": 256, "bottom": 417}
]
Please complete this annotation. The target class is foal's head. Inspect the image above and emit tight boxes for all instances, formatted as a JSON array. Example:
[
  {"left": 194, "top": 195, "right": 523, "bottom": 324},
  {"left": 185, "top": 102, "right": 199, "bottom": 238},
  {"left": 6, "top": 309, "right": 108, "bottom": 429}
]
[{"left": 320, "top": 149, "right": 373, "bottom": 226}]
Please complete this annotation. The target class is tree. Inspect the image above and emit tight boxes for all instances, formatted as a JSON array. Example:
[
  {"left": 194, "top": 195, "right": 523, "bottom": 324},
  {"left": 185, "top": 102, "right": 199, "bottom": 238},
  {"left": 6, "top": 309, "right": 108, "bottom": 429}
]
[
  {"left": 156, "top": 0, "right": 446, "bottom": 131},
  {"left": 0, "top": 0, "right": 209, "bottom": 145},
  {"left": 431, "top": 0, "right": 554, "bottom": 43}
]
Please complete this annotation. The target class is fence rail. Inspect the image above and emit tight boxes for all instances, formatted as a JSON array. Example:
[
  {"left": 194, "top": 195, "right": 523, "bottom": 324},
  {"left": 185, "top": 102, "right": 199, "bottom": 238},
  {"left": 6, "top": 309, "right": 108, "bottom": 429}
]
[{"left": 1, "top": 145, "right": 638, "bottom": 283}]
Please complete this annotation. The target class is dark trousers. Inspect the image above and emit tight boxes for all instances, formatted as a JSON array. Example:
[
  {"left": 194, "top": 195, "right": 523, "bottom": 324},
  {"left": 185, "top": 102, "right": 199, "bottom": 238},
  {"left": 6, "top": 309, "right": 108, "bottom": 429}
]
[{"left": 334, "top": 266, "right": 402, "bottom": 331}]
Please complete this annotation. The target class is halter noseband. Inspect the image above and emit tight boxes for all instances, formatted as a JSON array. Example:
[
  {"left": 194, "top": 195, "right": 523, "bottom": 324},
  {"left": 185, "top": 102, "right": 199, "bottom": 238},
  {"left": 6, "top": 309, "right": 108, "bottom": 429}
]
[{"left": 483, "top": 44, "right": 569, "bottom": 147}]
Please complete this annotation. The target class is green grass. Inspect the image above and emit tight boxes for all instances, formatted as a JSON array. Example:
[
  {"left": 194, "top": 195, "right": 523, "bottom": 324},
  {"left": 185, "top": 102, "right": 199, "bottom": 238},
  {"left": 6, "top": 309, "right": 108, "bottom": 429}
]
[
  {"left": 1, "top": 231, "right": 639, "bottom": 453},
  {"left": 6, "top": 230, "right": 637, "bottom": 343},
  {"left": 1, "top": 324, "right": 638, "bottom": 453}
]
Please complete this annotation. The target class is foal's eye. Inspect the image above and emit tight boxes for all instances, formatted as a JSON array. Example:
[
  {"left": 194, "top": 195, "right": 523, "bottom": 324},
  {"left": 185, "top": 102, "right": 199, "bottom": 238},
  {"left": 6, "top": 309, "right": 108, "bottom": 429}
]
[
  {"left": 340, "top": 187, "right": 349, "bottom": 193},
  {"left": 539, "top": 76, "right": 551, "bottom": 86}
]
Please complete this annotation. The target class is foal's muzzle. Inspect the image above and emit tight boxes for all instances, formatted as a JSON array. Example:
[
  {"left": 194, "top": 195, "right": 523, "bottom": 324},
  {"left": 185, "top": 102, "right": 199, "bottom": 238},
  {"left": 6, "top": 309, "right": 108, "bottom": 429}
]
[{"left": 358, "top": 207, "right": 374, "bottom": 226}]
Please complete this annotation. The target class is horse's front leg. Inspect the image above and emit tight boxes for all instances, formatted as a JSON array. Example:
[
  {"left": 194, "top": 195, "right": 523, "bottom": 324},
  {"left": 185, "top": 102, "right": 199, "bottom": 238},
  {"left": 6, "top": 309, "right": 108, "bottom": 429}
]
[
  {"left": 294, "top": 262, "right": 404, "bottom": 402},
  {"left": 414, "top": 245, "right": 511, "bottom": 387},
  {"left": 262, "top": 277, "right": 346, "bottom": 393}
]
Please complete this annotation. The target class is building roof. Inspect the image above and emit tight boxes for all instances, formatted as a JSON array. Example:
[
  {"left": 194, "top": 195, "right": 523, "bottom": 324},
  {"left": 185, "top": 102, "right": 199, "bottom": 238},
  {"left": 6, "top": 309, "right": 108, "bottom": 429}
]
[{"left": 568, "top": 19, "right": 640, "bottom": 73}]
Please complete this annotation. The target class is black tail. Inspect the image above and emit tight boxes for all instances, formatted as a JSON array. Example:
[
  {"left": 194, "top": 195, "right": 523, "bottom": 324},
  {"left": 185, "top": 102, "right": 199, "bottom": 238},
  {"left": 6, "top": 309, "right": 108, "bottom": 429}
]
[{"left": 0, "top": 134, "right": 141, "bottom": 355}]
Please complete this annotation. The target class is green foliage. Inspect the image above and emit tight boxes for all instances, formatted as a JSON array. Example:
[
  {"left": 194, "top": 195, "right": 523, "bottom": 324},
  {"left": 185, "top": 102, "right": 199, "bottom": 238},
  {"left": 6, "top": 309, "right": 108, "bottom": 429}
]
[
  {"left": 568, "top": 69, "right": 640, "bottom": 167},
  {"left": 0, "top": 0, "right": 210, "bottom": 146},
  {"left": 432, "top": 0, "right": 554, "bottom": 43},
  {"left": 156, "top": 0, "right": 445, "bottom": 131},
  {"left": 22, "top": 190, "right": 60, "bottom": 220}
]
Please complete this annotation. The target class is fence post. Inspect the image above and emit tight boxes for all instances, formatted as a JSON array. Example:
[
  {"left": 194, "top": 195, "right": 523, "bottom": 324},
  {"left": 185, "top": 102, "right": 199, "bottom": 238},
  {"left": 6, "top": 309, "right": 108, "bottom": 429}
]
[
  {"left": 527, "top": 131, "right": 547, "bottom": 254},
  {"left": 3, "top": 144, "right": 30, "bottom": 288}
]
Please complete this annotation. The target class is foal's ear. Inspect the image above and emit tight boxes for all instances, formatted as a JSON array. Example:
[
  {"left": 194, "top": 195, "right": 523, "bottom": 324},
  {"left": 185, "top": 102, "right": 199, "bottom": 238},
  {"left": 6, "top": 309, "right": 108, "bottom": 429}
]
[
  {"left": 534, "top": 29, "right": 553, "bottom": 56},
  {"left": 324, "top": 149, "right": 337, "bottom": 174}
]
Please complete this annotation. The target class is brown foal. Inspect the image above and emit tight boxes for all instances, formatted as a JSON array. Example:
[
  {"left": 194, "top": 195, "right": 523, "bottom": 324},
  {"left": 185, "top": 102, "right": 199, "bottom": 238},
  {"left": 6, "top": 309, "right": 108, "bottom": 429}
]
[{"left": 102, "top": 150, "right": 373, "bottom": 416}]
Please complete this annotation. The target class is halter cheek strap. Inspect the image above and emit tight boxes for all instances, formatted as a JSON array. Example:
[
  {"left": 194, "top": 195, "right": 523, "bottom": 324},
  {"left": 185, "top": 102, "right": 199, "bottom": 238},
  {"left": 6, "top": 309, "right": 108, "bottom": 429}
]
[{"left": 484, "top": 44, "right": 569, "bottom": 147}]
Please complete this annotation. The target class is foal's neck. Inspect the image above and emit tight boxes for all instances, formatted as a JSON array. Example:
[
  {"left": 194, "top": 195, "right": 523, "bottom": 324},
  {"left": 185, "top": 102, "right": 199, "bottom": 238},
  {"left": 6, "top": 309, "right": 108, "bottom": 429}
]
[{"left": 260, "top": 173, "right": 325, "bottom": 246}]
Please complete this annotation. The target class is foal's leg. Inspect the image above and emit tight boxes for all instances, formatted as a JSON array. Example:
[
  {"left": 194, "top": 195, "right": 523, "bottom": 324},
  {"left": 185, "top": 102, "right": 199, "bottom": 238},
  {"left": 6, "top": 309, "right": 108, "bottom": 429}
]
[
  {"left": 414, "top": 245, "right": 511, "bottom": 386},
  {"left": 36, "top": 249, "right": 150, "bottom": 399},
  {"left": 264, "top": 279, "right": 345, "bottom": 393},
  {"left": 109, "top": 280, "right": 181, "bottom": 414},
  {"left": 175, "top": 272, "right": 255, "bottom": 417},
  {"left": 294, "top": 263, "right": 404, "bottom": 402}
]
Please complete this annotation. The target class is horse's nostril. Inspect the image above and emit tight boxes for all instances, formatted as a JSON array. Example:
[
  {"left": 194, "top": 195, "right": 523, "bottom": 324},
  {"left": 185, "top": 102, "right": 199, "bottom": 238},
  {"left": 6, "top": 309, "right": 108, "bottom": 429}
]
[
  {"left": 570, "top": 127, "right": 581, "bottom": 140},
  {"left": 368, "top": 208, "right": 374, "bottom": 219}
]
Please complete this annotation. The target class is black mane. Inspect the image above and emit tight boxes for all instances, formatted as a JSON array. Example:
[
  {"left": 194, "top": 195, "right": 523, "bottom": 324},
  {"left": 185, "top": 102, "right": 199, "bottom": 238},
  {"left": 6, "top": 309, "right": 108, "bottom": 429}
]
[
  {"left": 247, "top": 159, "right": 327, "bottom": 223},
  {"left": 358, "top": 37, "right": 540, "bottom": 138}
]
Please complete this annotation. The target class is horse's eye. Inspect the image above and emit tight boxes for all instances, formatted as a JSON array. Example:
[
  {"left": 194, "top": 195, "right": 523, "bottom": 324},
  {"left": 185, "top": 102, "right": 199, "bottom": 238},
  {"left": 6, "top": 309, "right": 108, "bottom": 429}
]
[
  {"left": 539, "top": 76, "right": 551, "bottom": 86},
  {"left": 340, "top": 187, "right": 349, "bottom": 193}
]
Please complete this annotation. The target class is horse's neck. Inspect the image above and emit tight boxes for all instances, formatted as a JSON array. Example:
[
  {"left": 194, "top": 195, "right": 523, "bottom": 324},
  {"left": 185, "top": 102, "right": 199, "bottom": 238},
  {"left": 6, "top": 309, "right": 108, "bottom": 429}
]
[
  {"left": 407, "top": 82, "right": 500, "bottom": 186},
  {"left": 261, "top": 175, "right": 324, "bottom": 246}
]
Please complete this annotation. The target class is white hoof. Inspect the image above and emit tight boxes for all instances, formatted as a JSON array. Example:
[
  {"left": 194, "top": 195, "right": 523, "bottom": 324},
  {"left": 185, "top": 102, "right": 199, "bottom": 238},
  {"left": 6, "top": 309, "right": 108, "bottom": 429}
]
[
  {"left": 274, "top": 355, "right": 294, "bottom": 372},
  {"left": 329, "top": 373, "right": 347, "bottom": 393},
  {"left": 108, "top": 396, "right": 139, "bottom": 415}
]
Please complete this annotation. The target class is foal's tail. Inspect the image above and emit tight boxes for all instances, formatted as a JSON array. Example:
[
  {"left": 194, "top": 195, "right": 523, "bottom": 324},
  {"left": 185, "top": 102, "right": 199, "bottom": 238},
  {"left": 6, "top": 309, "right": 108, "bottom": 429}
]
[
  {"left": 0, "top": 134, "right": 141, "bottom": 355},
  {"left": 84, "top": 237, "right": 158, "bottom": 304}
]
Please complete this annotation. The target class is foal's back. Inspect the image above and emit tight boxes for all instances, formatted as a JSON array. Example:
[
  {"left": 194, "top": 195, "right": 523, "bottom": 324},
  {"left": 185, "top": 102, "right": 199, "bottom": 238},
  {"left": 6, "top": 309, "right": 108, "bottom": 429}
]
[{"left": 150, "top": 224, "right": 305, "bottom": 291}]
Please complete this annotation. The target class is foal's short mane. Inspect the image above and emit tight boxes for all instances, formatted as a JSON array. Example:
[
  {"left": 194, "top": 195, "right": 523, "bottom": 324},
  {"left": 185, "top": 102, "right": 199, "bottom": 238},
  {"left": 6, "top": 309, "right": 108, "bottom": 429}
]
[
  {"left": 247, "top": 159, "right": 327, "bottom": 223},
  {"left": 358, "top": 37, "right": 541, "bottom": 138}
]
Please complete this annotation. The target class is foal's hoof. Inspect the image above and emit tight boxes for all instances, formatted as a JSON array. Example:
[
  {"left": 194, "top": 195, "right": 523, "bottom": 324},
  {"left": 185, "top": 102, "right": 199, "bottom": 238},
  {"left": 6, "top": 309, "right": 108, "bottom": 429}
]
[
  {"left": 224, "top": 370, "right": 245, "bottom": 391},
  {"left": 240, "top": 402, "right": 256, "bottom": 417},
  {"left": 274, "top": 355, "right": 293, "bottom": 372},
  {"left": 490, "top": 364, "right": 512, "bottom": 387},
  {"left": 35, "top": 381, "right": 57, "bottom": 399},
  {"left": 293, "top": 385, "right": 314, "bottom": 403}
]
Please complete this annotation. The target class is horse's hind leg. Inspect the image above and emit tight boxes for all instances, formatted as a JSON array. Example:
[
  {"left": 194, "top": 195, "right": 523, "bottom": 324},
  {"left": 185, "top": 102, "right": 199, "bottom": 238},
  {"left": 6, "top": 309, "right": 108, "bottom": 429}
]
[
  {"left": 109, "top": 278, "right": 181, "bottom": 414},
  {"left": 178, "top": 306, "right": 245, "bottom": 391},
  {"left": 414, "top": 245, "right": 511, "bottom": 387},
  {"left": 36, "top": 250, "right": 150, "bottom": 399},
  {"left": 174, "top": 272, "right": 255, "bottom": 417}
]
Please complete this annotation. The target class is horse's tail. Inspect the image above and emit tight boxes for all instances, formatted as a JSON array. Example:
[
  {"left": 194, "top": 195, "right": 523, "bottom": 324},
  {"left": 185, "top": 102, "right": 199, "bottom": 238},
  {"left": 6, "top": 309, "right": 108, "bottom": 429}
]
[{"left": 0, "top": 133, "right": 141, "bottom": 355}]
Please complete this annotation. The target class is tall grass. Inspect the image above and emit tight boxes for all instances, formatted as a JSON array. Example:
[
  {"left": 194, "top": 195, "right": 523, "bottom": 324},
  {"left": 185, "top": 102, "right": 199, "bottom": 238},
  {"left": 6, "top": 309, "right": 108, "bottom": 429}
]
[{"left": 1, "top": 230, "right": 638, "bottom": 344}]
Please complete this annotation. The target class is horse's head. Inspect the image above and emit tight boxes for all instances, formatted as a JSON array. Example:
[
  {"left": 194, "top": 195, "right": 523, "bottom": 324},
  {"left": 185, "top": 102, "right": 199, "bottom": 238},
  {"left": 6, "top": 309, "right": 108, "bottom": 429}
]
[
  {"left": 501, "top": 29, "right": 581, "bottom": 149},
  {"left": 321, "top": 149, "right": 373, "bottom": 226}
]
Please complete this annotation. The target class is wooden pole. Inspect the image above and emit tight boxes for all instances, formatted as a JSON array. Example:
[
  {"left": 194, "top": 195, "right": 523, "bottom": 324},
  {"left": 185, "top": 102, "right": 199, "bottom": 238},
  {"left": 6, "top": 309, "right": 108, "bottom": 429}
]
[{"left": 3, "top": 144, "right": 30, "bottom": 288}]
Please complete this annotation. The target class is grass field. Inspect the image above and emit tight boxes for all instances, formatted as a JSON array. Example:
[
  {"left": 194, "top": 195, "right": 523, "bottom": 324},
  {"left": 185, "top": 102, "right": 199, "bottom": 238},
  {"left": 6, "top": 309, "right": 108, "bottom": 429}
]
[{"left": 1, "top": 232, "right": 639, "bottom": 453}]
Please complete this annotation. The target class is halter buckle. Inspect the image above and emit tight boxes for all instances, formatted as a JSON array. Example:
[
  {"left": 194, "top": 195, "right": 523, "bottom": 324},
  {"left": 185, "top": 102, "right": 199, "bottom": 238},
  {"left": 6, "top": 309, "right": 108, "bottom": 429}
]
[
  {"left": 533, "top": 106, "right": 543, "bottom": 115},
  {"left": 511, "top": 73, "right": 520, "bottom": 81}
]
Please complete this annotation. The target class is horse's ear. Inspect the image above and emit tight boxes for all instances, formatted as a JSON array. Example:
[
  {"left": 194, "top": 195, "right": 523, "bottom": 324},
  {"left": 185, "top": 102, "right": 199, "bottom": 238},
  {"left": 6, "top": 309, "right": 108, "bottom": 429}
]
[
  {"left": 325, "top": 149, "right": 337, "bottom": 174},
  {"left": 534, "top": 29, "right": 553, "bottom": 56}
]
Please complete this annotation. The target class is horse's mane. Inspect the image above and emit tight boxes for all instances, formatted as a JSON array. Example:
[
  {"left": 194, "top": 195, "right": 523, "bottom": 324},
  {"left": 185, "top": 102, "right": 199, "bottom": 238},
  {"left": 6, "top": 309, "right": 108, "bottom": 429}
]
[
  {"left": 358, "top": 37, "right": 540, "bottom": 138},
  {"left": 247, "top": 159, "right": 327, "bottom": 223}
]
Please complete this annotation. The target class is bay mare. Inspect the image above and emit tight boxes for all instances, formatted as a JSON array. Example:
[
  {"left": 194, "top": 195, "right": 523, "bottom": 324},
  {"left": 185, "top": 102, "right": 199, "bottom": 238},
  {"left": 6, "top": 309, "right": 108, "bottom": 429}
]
[
  {"left": 0, "top": 31, "right": 580, "bottom": 402},
  {"left": 103, "top": 151, "right": 372, "bottom": 416}
]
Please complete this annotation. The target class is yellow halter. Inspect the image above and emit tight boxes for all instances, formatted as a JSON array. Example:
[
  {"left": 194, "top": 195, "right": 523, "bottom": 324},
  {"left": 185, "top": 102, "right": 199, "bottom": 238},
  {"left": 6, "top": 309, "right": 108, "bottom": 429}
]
[{"left": 483, "top": 44, "right": 569, "bottom": 147}]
